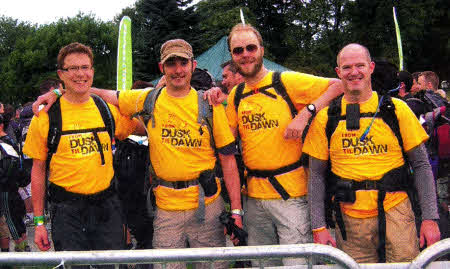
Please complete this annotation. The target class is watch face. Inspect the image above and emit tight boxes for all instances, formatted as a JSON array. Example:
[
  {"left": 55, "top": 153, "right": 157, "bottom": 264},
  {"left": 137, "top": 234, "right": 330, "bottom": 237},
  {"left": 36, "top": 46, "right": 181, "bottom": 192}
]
[{"left": 308, "top": 104, "right": 315, "bottom": 112}]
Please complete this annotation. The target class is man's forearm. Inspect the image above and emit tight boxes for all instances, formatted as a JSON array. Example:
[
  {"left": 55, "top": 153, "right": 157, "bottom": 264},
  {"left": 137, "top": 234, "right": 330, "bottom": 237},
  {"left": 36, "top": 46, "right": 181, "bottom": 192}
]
[
  {"left": 308, "top": 156, "right": 329, "bottom": 229},
  {"left": 219, "top": 153, "right": 242, "bottom": 210},
  {"left": 407, "top": 144, "right": 439, "bottom": 220},
  {"left": 31, "top": 160, "right": 47, "bottom": 217},
  {"left": 313, "top": 79, "right": 343, "bottom": 111},
  {"left": 90, "top": 88, "right": 119, "bottom": 106}
]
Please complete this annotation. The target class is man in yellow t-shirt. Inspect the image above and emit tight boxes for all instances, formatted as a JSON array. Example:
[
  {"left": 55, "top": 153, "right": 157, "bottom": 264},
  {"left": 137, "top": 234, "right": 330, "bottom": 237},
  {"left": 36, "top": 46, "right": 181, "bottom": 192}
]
[
  {"left": 220, "top": 23, "right": 343, "bottom": 267},
  {"left": 23, "top": 43, "right": 136, "bottom": 256},
  {"left": 34, "top": 39, "right": 243, "bottom": 269},
  {"left": 303, "top": 43, "right": 440, "bottom": 263}
]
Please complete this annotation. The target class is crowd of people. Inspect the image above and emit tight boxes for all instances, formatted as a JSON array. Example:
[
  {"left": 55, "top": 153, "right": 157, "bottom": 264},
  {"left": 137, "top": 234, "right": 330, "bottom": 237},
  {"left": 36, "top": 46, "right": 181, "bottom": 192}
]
[{"left": 0, "top": 22, "right": 448, "bottom": 269}]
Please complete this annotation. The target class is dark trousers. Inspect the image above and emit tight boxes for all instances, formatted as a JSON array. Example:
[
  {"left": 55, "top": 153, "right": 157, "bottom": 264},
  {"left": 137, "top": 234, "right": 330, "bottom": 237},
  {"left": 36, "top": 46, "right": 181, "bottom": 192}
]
[
  {"left": 51, "top": 194, "right": 125, "bottom": 265},
  {"left": 0, "top": 191, "right": 26, "bottom": 240}
]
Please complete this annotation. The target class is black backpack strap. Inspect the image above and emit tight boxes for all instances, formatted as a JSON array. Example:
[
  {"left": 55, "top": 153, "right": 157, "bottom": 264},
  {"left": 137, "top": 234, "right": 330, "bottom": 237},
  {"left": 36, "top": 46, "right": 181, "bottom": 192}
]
[
  {"left": 272, "top": 72, "right": 297, "bottom": 118},
  {"left": 46, "top": 98, "right": 62, "bottom": 169},
  {"left": 325, "top": 95, "right": 344, "bottom": 147},
  {"left": 234, "top": 82, "right": 246, "bottom": 113},
  {"left": 91, "top": 94, "right": 115, "bottom": 142}
]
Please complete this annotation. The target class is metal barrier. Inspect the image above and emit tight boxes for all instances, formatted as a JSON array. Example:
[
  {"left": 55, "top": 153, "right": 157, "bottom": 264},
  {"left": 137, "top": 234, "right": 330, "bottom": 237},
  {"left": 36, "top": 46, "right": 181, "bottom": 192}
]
[
  {"left": 0, "top": 240, "right": 449, "bottom": 269},
  {"left": 0, "top": 244, "right": 359, "bottom": 268}
]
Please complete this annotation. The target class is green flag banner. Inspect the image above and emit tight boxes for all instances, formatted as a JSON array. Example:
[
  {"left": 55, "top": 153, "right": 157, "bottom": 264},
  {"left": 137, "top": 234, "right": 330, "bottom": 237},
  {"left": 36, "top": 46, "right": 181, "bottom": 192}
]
[
  {"left": 117, "top": 16, "right": 132, "bottom": 91},
  {"left": 393, "top": 7, "right": 403, "bottom": 71}
]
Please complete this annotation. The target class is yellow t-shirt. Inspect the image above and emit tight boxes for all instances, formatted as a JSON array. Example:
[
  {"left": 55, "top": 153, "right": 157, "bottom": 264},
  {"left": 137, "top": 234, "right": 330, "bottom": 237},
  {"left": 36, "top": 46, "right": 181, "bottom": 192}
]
[
  {"left": 23, "top": 96, "right": 136, "bottom": 194},
  {"left": 226, "top": 71, "right": 330, "bottom": 199},
  {"left": 303, "top": 92, "right": 428, "bottom": 218},
  {"left": 118, "top": 88, "right": 235, "bottom": 211}
]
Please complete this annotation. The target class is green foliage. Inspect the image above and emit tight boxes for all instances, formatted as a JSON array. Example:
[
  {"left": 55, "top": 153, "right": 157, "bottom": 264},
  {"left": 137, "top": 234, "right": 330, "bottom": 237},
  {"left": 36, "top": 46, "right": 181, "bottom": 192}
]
[{"left": 0, "top": 0, "right": 448, "bottom": 104}]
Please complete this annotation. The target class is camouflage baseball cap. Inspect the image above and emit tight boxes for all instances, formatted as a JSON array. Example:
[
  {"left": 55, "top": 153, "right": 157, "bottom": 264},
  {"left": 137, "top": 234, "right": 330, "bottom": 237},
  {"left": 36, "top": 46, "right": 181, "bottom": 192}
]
[{"left": 160, "top": 39, "right": 193, "bottom": 64}]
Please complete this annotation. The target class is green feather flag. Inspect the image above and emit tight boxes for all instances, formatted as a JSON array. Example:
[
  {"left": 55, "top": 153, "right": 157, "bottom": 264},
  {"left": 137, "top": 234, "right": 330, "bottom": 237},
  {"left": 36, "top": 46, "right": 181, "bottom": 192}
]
[
  {"left": 117, "top": 16, "right": 132, "bottom": 91},
  {"left": 393, "top": 7, "right": 403, "bottom": 71}
]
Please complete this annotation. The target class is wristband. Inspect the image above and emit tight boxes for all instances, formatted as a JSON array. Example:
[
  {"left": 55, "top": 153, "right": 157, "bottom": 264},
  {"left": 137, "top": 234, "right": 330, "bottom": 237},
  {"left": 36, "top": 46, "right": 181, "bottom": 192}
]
[
  {"left": 34, "top": 216, "right": 45, "bottom": 226},
  {"left": 312, "top": 226, "right": 326, "bottom": 233},
  {"left": 53, "top": 89, "right": 63, "bottom": 98}
]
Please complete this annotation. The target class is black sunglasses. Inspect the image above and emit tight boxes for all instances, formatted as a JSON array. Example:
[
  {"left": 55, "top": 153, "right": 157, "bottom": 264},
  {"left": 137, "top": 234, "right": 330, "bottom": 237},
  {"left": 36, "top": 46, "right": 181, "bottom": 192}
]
[{"left": 232, "top": 44, "right": 258, "bottom": 55}]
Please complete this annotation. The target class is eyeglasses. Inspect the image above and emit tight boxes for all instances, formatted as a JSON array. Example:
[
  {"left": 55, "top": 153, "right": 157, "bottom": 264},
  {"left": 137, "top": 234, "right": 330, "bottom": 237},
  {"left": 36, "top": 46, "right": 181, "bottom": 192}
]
[
  {"left": 60, "top": 65, "right": 92, "bottom": 73},
  {"left": 231, "top": 44, "right": 258, "bottom": 56},
  {"left": 164, "top": 57, "right": 190, "bottom": 68}
]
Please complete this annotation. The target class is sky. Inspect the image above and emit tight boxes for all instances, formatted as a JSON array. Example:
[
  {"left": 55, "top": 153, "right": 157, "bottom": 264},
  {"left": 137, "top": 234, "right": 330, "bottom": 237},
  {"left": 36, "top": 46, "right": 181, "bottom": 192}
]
[{"left": 0, "top": 0, "right": 138, "bottom": 25}]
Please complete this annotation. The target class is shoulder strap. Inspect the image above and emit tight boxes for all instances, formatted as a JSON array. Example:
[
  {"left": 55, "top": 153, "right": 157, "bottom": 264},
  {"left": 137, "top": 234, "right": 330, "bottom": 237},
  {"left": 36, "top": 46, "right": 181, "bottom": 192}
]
[
  {"left": 197, "top": 90, "right": 216, "bottom": 153},
  {"left": 272, "top": 72, "right": 297, "bottom": 118},
  {"left": 325, "top": 95, "right": 344, "bottom": 148},
  {"left": 47, "top": 98, "right": 62, "bottom": 168},
  {"left": 234, "top": 82, "right": 246, "bottom": 113},
  {"left": 379, "top": 95, "right": 405, "bottom": 155},
  {"left": 142, "top": 87, "right": 163, "bottom": 128},
  {"left": 91, "top": 94, "right": 115, "bottom": 142}
]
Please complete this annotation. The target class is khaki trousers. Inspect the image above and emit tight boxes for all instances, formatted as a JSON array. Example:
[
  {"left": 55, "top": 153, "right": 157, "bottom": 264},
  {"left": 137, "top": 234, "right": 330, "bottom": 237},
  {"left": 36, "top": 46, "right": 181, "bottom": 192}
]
[{"left": 336, "top": 198, "right": 420, "bottom": 263}]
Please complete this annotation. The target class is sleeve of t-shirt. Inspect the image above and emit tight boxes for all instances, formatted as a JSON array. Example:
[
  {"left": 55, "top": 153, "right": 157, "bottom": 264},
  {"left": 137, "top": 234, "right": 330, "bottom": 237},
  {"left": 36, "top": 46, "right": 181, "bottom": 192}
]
[
  {"left": 394, "top": 98, "right": 429, "bottom": 152},
  {"left": 22, "top": 112, "right": 49, "bottom": 161},
  {"left": 107, "top": 104, "right": 138, "bottom": 141},
  {"left": 212, "top": 104, "right": 236, "bottom": 155},
  {"left": 225, "top": 87, "right": 238, "bottom": 130},
  {"left": 280, "top": 71, "right": 330, "bottom": 107},
  {"left": 302, "top": 107, "right": 330, "bottom": 161},
  {"left": 118, "top": 89, "right": 152, "bottom": 117}
]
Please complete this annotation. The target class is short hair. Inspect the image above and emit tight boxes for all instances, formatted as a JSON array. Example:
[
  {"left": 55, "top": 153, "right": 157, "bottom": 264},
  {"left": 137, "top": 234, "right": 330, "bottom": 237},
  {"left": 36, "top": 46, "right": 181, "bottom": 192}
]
[
  {"left": 397, "top": 71, "right": 413, "bottom": 92},
  {"left": 336, "top": 43, "right": 371, "bottom": 66},
  {"left": 57, "top": 42, "right": 94, "bottom": 70},
  {"left": 220, "top": 60, "right": 239, "bottom": 74},
  {"left": 412, "top": 72, "right": 421, "bottom": 82},
  {"left": 227, "top": 23, "right": 263, "bottom": 51},
  {"left": 39, "top": 78, "right": 63, "bottom": 94},
  {"left": 419, "top": 71, "right": 439, "bottom": 90},
  {"left": 132, "top": 80, "right": 154, "bottom": 90}
]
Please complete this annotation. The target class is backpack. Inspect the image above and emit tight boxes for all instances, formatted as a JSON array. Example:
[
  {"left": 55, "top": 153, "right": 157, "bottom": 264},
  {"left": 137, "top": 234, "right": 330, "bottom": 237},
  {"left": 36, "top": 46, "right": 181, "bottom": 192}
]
[
  {"left": 420, "top": 91, "right": 450, "bottom": 159},
  {"left": 13, "top": 105, "right": 34, "bottom": 187},
  {"left": 233, "top": 72, "right": 303, "bottom": 200},
  {"left": 191, "top": 68, "right": 215, "bottom": 92},
  {"left": 0, "top": 135, "right": 28, "bottom": 189},
  {"left": 324, "top": 93, "right": 418, "bottom": 262},
  {"left": 46, "top": 94, "right": 115, "bottom": 169}
]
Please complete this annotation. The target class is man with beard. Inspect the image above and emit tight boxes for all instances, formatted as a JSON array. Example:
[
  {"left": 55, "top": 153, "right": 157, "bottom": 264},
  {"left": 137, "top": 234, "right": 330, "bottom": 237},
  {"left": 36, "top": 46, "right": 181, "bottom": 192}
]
[
  {"left": 216, "top": 23, "right": 343, "bottom": 267},
  {"left": 303, "top": 43, "right": 440, "bottom": 263}
]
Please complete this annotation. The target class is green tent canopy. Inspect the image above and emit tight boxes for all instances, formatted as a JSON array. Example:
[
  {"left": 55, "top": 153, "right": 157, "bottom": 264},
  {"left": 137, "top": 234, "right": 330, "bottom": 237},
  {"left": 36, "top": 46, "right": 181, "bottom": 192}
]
[{"left": 152, "top": 36, "right": 290, "bottom": 85}]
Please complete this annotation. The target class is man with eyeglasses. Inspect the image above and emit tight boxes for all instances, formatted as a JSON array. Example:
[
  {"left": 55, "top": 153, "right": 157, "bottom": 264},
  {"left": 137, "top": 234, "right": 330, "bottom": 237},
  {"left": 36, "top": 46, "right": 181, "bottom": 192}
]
[
  {"left": 205, "top": 23, "right": 343, "bottom": 267},
  {"left": 23, "top": 42, "right": 137, "bottom": 257},
  {"left": 31, "top": 39, "right": 242, "bottom": 269}
]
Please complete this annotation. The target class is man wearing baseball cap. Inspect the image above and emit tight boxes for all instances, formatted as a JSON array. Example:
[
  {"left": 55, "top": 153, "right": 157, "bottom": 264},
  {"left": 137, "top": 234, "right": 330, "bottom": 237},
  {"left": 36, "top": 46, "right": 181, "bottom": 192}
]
[{"left": 33, "top": 39, "right": 242, "bottom": 269}]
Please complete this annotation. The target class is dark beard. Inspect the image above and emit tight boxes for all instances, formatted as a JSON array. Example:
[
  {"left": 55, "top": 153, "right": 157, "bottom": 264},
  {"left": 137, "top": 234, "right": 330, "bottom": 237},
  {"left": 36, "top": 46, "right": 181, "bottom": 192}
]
[{"left": 235, "top": 56, "right": 263, "bottom": 78}]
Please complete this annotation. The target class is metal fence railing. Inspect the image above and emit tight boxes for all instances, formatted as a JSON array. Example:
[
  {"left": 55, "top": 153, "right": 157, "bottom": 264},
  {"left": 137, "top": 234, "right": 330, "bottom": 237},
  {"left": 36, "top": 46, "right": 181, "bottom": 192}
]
[{"left": 0, "top": 239, "right": 449, "bottom": 269}]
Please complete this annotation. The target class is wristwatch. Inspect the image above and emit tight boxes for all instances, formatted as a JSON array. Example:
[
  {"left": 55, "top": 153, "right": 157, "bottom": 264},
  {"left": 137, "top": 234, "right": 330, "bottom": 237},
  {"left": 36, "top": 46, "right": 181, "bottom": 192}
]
[
  {"left": 306, "top": 104, "right": 317, "bottom": 115},
  {"left": 231, "top": 209, "right": 244, "bottom": 216}
]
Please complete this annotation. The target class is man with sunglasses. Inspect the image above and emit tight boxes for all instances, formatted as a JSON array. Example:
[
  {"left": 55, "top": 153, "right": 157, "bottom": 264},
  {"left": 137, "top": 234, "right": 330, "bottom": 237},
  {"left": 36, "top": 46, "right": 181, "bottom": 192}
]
[
  {"left": 303, "top": 43, "right": 440, "bottom": 263},
  {"left": 23, "top": 43, "right": 137, "bottom": 257},
  {"left": 214, "top": 23, "right": 343, "bottom": 267}
]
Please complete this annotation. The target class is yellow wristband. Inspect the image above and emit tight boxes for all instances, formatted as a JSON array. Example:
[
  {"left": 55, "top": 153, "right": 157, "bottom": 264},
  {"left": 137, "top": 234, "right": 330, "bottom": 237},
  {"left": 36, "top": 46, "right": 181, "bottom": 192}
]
[{"left": 312, "top": 226, "right": 326, "bottom": 233}]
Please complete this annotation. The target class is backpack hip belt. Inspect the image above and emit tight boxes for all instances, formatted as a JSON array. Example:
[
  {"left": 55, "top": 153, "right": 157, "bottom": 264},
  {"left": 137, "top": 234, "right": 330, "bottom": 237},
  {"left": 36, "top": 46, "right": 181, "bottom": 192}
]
[
  {"left": 246, "top": 159, "right": 302, "bottom": 200},
  {"left": 152, "top": 169, "right": 217, "bottom": 223},
  {"left": 330, "top": 165, "right": 409, "bottom": 261},
  {"left": 48, "top": 181, "right": 115, "bottom": 203}
]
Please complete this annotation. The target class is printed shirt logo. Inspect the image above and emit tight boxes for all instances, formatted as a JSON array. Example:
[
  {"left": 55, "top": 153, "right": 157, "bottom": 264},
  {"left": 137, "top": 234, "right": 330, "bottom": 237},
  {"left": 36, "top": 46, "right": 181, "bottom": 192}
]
[
  {"left": 160, "top": 113, "right": 204, "bottom": 148},
  {"left": 240, "top": 100, "right": 279, "bottom": 131},
  {"left": 68, "top": 133, "right": 109, "bottom": 156},
  {"left": 340, "top": 132, "right": 388, "bottom": 156}
]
